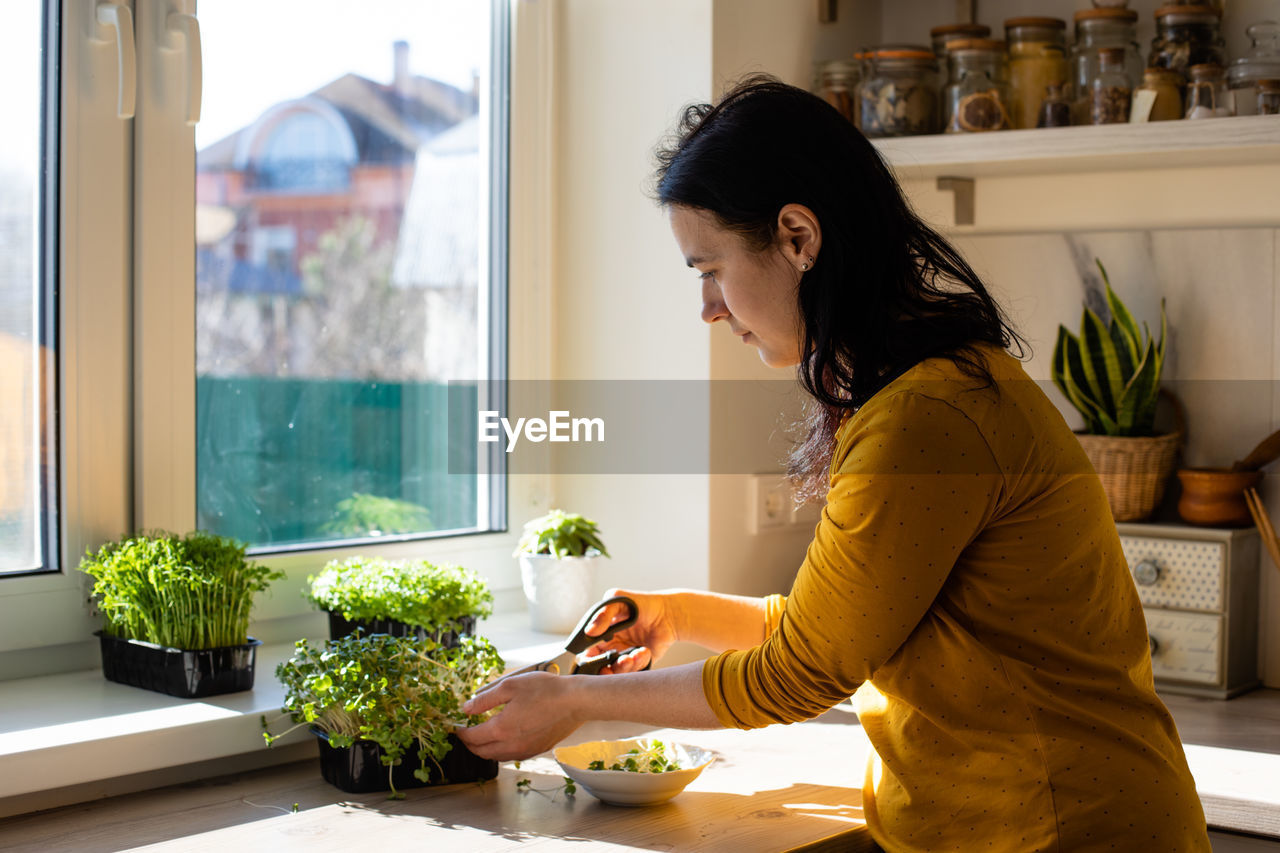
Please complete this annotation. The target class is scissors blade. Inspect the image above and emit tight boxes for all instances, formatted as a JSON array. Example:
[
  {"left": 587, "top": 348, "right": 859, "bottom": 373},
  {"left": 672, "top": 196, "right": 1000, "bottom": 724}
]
[
  {"left": 538, "top": 650, "right": 578, "bottom": 675},
  {"left": 473, "top": 649, "right": 576, "bottom": 696}
]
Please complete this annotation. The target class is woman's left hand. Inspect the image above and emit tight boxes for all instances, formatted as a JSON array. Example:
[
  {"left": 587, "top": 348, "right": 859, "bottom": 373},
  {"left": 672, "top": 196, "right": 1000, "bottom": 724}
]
[{"left": 456, "top": 671, "right": 583, "bottom": 761}]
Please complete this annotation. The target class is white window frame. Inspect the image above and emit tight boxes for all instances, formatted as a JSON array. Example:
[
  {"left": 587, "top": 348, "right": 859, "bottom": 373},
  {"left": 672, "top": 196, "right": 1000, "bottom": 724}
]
[{"left": 0, "top": 0, "right": 556, "bottom": 677}]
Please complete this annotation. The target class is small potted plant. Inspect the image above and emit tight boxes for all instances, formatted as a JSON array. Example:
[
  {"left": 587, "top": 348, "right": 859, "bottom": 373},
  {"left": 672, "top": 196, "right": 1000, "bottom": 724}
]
[
  {"left": 79, "top": 530, "right": 283, "bottom": 698},
  {"left": 263, "top": 632, "right": 503, "bottom": 797},
  {"left": 1052, "top": 258, "right": 1179, "bottom": 521},
  {"left": 304, "top": 556, "right": 493, "bottom": 645},
  {"left": 513, "top": 509, "right": 610, "bottom": 633}
]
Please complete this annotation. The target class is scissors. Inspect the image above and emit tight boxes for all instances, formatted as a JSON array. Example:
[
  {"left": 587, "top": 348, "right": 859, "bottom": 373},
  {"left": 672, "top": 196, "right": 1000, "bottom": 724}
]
[{"left": 486, "top": 595, "right": 648, "bottom": 688}]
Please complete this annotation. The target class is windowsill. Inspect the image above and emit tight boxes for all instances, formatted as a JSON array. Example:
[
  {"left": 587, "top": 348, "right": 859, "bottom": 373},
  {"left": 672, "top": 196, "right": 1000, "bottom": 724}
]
[
  {"left": 2, "top": 623, "right": 1278, "bottom": 839},
  {"left": 0, "top": 611, "right": 569, "bottom": 818}
]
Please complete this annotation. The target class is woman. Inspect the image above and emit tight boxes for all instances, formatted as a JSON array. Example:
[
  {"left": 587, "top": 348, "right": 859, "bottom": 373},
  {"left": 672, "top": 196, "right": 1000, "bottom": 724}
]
[{"left": 457, "top": 76, "right": 1209, "bottom": 852}]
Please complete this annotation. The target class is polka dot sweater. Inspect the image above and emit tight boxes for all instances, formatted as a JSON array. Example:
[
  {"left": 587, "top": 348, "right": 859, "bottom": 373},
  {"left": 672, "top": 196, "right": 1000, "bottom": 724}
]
[{"left": 701, "top": 345, "right": 1210, "bottom": 852}]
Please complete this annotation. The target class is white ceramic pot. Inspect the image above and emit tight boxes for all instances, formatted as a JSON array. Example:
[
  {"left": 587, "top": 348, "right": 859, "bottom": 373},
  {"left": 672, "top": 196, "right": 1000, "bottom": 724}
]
[{"left": 518, "top": 553, "right": 599, "bottom": 634}]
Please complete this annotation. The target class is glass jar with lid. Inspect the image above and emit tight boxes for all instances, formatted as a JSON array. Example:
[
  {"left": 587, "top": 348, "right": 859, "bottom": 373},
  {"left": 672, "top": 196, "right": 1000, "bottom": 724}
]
[
  {"left": 1150, "top": 5, "right": 1225, "bottom": 75},
  {"left": 1185, "top": 62, "right": 1232, "bottom": 118},
  {"left": 1005, "top": 17, "right": 1070, "bottom": 129},
  {"left": 930, "top": 23, "right": 992, "bottom": 58},
  {"left": 943, "top": 38, "right": 1011, "bottom": 132},
  {"left": 857, "top": 47, "right": 941, "bottom": 137},
  {"left": 816, "top": 59, "right": 862, "bottom": 127},
  {"left": 1227, "top": 21, "right": 1280, "bottom": 116},
  {"left": 1132, "top": 67, "right": 1185, "bottom": 121},
  {"left": 1071, "top": 8, "right": 1143, "bottom": 125},
  {"left": 1036, "top": 83, "right": 1073, "bottom": 126},
  {"left": 1090, "top": 47, "right": 1132, "bottom": 123}
]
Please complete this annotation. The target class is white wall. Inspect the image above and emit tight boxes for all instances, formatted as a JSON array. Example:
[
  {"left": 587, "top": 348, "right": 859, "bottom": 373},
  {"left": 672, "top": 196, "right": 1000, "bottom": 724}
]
[
  {"left": 548, "top": 0, "right": 715, "bottom": 597},
  {"left": 705, "top": 0, "right": 858, "bottom": 597}
]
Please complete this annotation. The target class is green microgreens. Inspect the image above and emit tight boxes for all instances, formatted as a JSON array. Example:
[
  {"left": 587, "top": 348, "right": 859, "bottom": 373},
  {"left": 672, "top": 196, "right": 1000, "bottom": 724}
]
[
  {"left": 586, "top": 741, "right": 682, "bottom": 773},
  {"left": 79, "top": 530, "right": 282, "bottom": 649},
  {"left": 304, "top": 556, "right": 493, "bottom": 631},
  {"left": 262, "top": 633, "right": 503, "bottom": 799},
  {"left": 514, "top": 776, "right": 577, "bottom": 798}
]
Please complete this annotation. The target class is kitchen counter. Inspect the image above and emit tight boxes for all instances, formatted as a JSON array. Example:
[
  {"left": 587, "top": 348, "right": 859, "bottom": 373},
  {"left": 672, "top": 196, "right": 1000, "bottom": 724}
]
[
  {"left": 5, "top": 691, "right": 1280, "bottom": 850},
  {"left": 1160, "top": 690, "right": 1280, "bottom": 840},
  {"left": 3, "top": 609, "right": 1278, "bottom": 850},
  {"left": 0, "top": 708, "right": 875, "bottom": 853}
]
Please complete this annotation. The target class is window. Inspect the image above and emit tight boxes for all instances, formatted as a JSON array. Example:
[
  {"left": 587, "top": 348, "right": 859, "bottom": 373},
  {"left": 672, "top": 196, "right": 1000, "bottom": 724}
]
[
  {"left": 193, "top": 1, "right": 507, "bottom": 552},
  {"left": 0, "top": 0, "right": 524, "bottom": 668},
  {"left": 0, "top": 2, "right": 57, "bottom": 576}
]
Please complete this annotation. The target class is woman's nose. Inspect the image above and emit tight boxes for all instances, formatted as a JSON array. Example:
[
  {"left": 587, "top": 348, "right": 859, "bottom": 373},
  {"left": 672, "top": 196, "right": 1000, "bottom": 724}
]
[{"left": 701, "top": 279, "right": 728, "bottom": 325}]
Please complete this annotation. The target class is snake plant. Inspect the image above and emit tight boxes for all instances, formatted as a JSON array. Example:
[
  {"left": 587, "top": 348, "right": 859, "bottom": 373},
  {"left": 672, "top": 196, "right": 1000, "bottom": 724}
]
[{"left": 1052, "top": 259, "right": 1166, "bottom": 437}]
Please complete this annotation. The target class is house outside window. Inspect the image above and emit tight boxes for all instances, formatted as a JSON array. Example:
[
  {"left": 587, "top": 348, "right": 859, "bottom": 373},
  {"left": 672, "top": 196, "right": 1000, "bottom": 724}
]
[{"left": 195, "top": 16, "right": 505, "bottom": 551}]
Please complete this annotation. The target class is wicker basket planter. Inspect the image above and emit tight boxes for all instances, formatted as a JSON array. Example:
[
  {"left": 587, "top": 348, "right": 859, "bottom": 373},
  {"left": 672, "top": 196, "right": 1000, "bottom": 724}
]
[{"left": 1077, "top": 430, "right": 1182, "bottom": 522}]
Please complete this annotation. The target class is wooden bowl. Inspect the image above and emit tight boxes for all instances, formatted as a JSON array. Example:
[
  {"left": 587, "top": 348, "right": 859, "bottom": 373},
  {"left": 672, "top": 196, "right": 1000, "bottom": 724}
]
[{"left": 1175, "top": 468, "right": 1264, "bottom": 527}]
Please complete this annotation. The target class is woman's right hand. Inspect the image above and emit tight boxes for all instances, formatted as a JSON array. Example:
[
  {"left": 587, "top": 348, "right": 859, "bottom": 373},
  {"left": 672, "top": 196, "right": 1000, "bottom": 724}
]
[{"left": 583, "top": 588, "right": 682, "bottom": 674}]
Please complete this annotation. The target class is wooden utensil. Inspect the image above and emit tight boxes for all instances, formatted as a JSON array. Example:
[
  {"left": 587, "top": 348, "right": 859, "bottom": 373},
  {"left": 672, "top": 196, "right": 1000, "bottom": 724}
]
[
  {"left": 1231, "top": 427, "right": 1280, "bottom": 472},
  {"left": 1243, "top": 487, "right": 1280, "bottom": 574}
]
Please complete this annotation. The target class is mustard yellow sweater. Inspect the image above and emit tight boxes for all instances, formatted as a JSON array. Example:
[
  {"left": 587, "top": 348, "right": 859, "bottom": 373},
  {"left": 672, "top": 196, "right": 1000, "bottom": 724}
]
[{"left": 702, "top": 346, "right": 1209, "bottom": 852}]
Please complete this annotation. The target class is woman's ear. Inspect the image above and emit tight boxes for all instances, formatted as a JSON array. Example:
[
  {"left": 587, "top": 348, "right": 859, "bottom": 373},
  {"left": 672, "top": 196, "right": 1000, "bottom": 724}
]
[{"left": 776, "top": 204, "right": 822, "bottom": 271}]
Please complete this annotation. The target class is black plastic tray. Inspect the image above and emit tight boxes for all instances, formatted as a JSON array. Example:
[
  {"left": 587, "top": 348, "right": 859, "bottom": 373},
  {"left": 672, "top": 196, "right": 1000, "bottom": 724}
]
[
  {"left": 314, "top": 730, "right": 498, "bottom": 793},
  {"left": 96, "top": 632, "right": 262, "bottom": 698},
  {"left": 326, "top": 612, "right": 475, "bottom": 647}
]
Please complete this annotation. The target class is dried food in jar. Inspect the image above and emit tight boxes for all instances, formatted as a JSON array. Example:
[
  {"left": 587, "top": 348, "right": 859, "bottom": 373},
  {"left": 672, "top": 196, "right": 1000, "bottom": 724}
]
[
  {"left": 860, "top": 81, "right": 939, "bottom": 136},
  {"left": 1071, "top": 8, "right": 1143, "bottom": 123},
  {"left": 1131, "top": 68, "right": 1184, "bottom": 121},
  {"left": 1005, "top": 17, "right": 1070, "bottom": 129},
  {"left": 1091, "top": 85, "right": 1132, "bottom": 123},
  {"left": 954, "top": 90, "right": 1010, "bottom": 130},
  {"left": 943, "top": 38, "right": 1010, "bottom": 133},
  {"left": 1151, "top": 4, "right": 1225, "bottom": 74},
  {"left": 1090, "top": 47, "right": 1131, "bottom": 123},
  {"left": 816, "top": 59, "right": 862, "bottom": 126},
  {"left": 858, "top": 47, "right": 941, "bottom": 137},
  {"left": 1036, "top": 83, "right": 1073, "bottom": 126},
  {"left": 1185, "top": 62, "right": 1232, "bottom": 118}
]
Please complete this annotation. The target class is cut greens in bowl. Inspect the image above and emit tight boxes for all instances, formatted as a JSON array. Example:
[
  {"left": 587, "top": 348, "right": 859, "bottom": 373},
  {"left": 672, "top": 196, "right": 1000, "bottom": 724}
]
[
  {"left": 588, "top": 740, "right": 682, "bottom": 773},
  {"left": 554, "top": 738, "right": 715, "bottom": 806}
]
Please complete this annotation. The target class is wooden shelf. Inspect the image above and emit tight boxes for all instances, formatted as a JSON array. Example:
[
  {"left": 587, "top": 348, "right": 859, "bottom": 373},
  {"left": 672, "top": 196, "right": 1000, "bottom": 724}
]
[{"left": 872, "top": 115, "right": 1280, "bottom": 179}]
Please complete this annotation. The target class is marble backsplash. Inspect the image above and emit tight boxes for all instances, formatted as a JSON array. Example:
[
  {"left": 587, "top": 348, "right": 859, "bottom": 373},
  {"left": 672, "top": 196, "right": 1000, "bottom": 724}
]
[{"left": 956, "top": 229, "right": 1279, "bottom": 469}]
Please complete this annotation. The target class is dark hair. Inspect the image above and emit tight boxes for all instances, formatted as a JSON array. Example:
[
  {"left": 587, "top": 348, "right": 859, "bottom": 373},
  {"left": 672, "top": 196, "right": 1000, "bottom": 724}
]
[{"left": 653, "top": 74, "right": 1025, "bottom": 500}]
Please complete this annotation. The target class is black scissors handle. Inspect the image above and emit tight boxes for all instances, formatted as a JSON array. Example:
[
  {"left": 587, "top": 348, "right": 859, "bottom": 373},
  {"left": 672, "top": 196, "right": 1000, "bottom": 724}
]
[
  {"left": 564, "top": 595, "right": 640, "bottom": 655},
  {"left": 573, "top": 646, "right": 651, "bottom": 676}
]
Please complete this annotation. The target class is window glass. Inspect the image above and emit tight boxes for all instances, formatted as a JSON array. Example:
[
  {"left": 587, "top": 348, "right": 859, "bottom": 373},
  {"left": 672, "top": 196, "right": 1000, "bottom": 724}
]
[
  {"left": 195, "top": 0, "right": 500, "bottom": 550},
  {"left": 0, "top": 3, "right": 55, "bottom": 575}
]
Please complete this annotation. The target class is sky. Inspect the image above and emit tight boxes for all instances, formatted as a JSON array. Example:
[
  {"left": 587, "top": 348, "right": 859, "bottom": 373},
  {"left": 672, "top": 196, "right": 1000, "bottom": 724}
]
[
  {"left": 0, "top": 3, "right": 41, "bottom": 177},
  {"left": 195, "top": 0, "right": 491, "bottom": 149},
  {"left": 0, "top": 0, "right": 492, "bottom": 174}
]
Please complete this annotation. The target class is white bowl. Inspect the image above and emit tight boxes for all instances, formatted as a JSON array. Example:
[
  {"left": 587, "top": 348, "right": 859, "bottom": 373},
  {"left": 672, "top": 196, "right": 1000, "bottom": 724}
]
[{"left": 554, "top": 738, "right": 715, "bottom": 806}]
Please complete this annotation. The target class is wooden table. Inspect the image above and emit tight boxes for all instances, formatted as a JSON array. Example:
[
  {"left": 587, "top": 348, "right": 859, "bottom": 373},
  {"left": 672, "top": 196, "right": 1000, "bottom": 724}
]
[{"left": 0, "top": 706, "right": 875, "bottom": 852}]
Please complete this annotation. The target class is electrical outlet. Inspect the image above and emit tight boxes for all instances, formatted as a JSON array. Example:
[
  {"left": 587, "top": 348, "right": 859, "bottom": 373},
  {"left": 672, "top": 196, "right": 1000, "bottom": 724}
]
[{"left": 749, "top": 474, "right": 790, "bottom": 534}]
